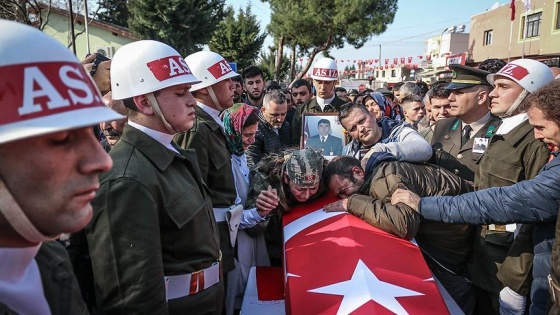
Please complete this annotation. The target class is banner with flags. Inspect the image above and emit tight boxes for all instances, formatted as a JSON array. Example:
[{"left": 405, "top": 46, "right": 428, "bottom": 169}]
[{"left": 283, "top": 195, "right": 450, "bottom": 315}]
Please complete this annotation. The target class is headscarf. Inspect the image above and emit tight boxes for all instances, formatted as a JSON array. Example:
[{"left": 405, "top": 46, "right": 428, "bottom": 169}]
[{"left": 220, "top": 103, "right": 258, "bottom": 156}]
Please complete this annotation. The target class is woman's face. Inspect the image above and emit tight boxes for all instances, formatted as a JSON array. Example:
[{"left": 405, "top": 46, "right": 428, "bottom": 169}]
[
  {"left": 241, "top": 123, "right": 258, "bottom": 151},
  {"left": 365, "top": 99, "right": 382, "bottom": 120}
]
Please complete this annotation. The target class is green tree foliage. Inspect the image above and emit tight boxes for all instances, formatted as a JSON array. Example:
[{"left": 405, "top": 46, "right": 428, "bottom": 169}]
[
  {"left": 257, "top": 46, "right": 290, "bottom": 82},
  {"left": 95, "top": 0, "right": 129, "bottom": 28},
  {"left": 208, "top": 4, "right": 266, "bottom": 70},
  {"left": 264, "top": 0, "right": 398, "bottom": 84},
  {"left": 128, "top": 0, "right": 225, "bottom": 56}
]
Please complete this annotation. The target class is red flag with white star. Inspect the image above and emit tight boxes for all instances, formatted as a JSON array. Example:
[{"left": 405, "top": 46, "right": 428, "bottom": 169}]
[{"left": 283, "top": 196, "right": 450, "bottom": 315}]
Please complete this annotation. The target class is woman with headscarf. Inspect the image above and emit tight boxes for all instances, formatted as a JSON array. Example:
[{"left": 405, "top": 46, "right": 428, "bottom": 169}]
[{"left": 220, "top": 103, "right": 272, "bottom": 314}]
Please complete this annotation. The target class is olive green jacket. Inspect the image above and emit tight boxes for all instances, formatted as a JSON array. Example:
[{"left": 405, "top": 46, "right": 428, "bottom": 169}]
[{"left": 87, "top": 125, "right": 221, "bottom": 314}]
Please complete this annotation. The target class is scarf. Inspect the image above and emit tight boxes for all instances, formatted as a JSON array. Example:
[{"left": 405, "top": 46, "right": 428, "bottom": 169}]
[{"left": 220, "top": 103, "right": 258, "bottom": 156}]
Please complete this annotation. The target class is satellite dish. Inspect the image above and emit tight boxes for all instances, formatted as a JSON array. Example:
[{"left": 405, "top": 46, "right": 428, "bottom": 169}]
[{"left": 490, "top": 2, "right": 500, "bottom": 10}]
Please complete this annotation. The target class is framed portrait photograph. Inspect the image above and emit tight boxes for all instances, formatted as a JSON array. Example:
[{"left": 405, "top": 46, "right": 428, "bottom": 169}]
[{"left": 301, "top": 113, "right": 346, "bottom": 159}]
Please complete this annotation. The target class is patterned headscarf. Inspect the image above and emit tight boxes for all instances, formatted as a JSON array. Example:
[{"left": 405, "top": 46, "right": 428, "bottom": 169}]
[{"left": 220, "top": 103, "right": 258, "bottom": 156}]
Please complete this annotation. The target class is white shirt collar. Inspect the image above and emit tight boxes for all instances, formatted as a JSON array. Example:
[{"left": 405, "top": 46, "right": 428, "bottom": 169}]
[
  {"left": 197, "top": 102, "right": 224, "bottom": 128},
  {"left": 496, "top": 113, "right": 528, "bottom": 135},
  {"left": 127, "top": 121, "right": 178, "bottom": 154},
  {"left": 316, "top": 95, "right": 335, "bottom": 110}
]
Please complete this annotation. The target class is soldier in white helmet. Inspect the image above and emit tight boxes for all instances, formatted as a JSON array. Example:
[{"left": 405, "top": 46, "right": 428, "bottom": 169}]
[
  {"left": 86, "top": 41, "right": 223, "bottom": 314},
  {"left": 0, "top": 20, "right": 122, "bottom": 314},
  {"left": 174, "top": 52, "right": 260, "bottom": 284},
  {"left": 291, "top": 57, "right": 347, "bottom": 146}
]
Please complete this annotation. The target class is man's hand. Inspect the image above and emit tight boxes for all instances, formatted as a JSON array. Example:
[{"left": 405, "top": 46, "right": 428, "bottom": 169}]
[
  {"left": 323, "top": 199, "right": 348, "bottom": 212},
  {"left": 256, "top": 185, "right": 278, "bottom": 217},
  {"left": 390, "top": 188, "right": 420, "bottom": 212},
  {"left": 82, "top": 54, "right": 111, "bottom": 95}
]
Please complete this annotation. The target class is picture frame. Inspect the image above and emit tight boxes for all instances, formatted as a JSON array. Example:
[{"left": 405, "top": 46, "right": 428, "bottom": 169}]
[{"left": 301, "top": 113, "right": 347, "bottom": 159}]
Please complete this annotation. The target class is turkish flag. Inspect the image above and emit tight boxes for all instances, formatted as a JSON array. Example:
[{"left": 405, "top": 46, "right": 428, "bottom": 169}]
[
  {"left": 408, "top": 56, "right": 413, "bottom": 63},
  {"left": 510, "top": 0, "right": 516, "bottom": 21},
  {"left": 283, "top": 196, "right": 449, "bottom": 315}
]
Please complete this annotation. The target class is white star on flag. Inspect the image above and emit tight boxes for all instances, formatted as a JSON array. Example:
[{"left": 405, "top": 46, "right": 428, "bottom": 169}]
[{"left": 309, "top": 259, "right": 423, "bottom": 315}]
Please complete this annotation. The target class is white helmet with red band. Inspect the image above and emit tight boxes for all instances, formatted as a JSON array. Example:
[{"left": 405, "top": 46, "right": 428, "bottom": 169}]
[
  {"left": 0, "top": 19, "right": 124, "bottom": 145},
  {"left": 310, "top": 58, "right": 338, "bottom": 81},
  {"left": 488, "top": 59, "right": 554, "bottom": 93},
  {"left": 111, "top": 40, "right": 201, "bottom": 100},
  {"left": 185, "top": 51, "right": 239, "bottom": 92}
]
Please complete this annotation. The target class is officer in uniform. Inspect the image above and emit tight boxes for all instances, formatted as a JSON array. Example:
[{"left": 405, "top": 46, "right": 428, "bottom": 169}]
[
  {"left": 471, "top": 59, "right": 553, "bottom": 314},
  {"left": 431, "top": 64, "right": 501, "bottom": 182},
  {"left": 86, "top": 41, "right": 223, "bottom": 314},
  {"left": 291, "top": 58, "right": 347, "bottom": 146},
  {"left": 0, "top": 20, "right": 122, "bottom": 314},
  {"left": 174, "top": 51, "right": 247, "bottom": 281}
]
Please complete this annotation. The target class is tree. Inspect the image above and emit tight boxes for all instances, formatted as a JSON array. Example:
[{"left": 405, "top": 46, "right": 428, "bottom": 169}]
[
  {"left": 0, "top": 0, "right": 52, "bottom": 29},
  {"left": 257, "top": 46, "right": 290, "bottom": 82},
  {"left": 264, "top": 0, "right": 398, "bottom": 85},
  {"left": 128, "top": 0, "right": 225, "bottom": 56},
  {"left": 208, "top": 4, "right": 266, "bottom": 71},
  {"left": 95, "top": 0, "right": 129, "bottom": 28}
]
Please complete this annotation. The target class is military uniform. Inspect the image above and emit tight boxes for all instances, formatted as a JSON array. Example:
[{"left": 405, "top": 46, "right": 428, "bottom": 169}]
[
  {"left": 291, "top": 96, "right": 346, "bottom": 146},
  {"left": 0, "top": 241, "right": 88, "bottom": 315},
  {"left": 174, "top": 106, "right": 238, "bottom": 274},
  {"left": 87, "top": 125, "right": 222, "bottom": 314},
  {"left": 431, "top": 115, "right": 501, "bottom": 182},
  {"left": 470, "top": 119, "right": 549, "bottom": 313}
]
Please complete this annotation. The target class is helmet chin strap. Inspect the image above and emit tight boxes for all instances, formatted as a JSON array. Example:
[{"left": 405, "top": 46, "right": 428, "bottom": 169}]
[
  {"left": 146, "top": 93, "right": 177, "bottom": 134},
  {"left": 0, "top": 180, "right": 58, "bottom": 244},
  {"left": 207, "top": 86, "right": 224, "bottom": 111},
  {"left": 501, "top": 89, "right": 529, "bottom": 118}
]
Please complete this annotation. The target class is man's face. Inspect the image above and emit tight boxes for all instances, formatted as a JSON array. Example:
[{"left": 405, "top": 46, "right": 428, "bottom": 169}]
[
  {"left": 244, "top": 75, "right": 264, "bottom": 101},
  {"left": 233, "top": 80, "right": 243, "bottom": 103},
  {"left": 431, "top": 97, "right": 452, "bottom": 121},
  {"left": 393, "top": 91, "right": 401, "bottom": 105},
  {"left": 355, "top": 95, "right": 364, "bottom": 105},
  {"left": 242, "top": 123, "right": 258, "bottom": 150},
  {"left": 528, "top": 106, "right": 560, "bottom": 148},
  {"left": 341, "top": 108, "right": 381, "bottom": 147},
  {"left": 156, "top": 83, "right": 197, "bottom": 132},
  {"left": 100, "top": 118, "right": 127, "bottom": 147},
  {"left": 262, "top": 101, "right": 287, "bottom": 128},
  {"left": 292, "top": 86, "right": 312, "bottom": 106},
  {"left": 403, "top": 101, "right": 425, "bottom": 123},
  {"left": 318, "top": 122, "right": 330, "bottom": 136},
  {"left": 313, "top": 79, "right": 335, "bottom": 99},
  {"left": 489, "top": 77, "right": 524, "bottom": 116},
  {"left": 285, "top": 175, "right": 320, "bottom": 202},
  {"left": 285, "top": 92, "right": 295, "bottom": 109},
  {"left": 0, "top": 128, "right": 113, "bottom": 237},
  {"left": 336, "top": 90, "right": 348, "bottom": 101},
  {"left": 211, "top": 78, "right": 235, "bottom": 110},
  {"left": 447, "top": 86, "right": 485, "bottom": 119},
  {"left": 328, "top": 173, "right": 365, "bottom": 199}
]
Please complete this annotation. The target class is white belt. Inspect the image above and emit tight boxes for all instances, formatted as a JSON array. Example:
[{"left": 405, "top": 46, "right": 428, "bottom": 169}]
[
  {"left": 164, "top": 262, "right": 220, "bottom": 300},
  {"left": 213, "top": 205, "right": 243, "bottom": 247}
]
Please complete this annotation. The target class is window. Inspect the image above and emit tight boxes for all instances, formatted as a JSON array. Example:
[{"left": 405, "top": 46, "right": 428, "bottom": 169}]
[
  {"left": 556, "top": 2, "right": 560, "bottom": 30},
  {"left": 483, "top": 30, "right": 493, "bottom": 45},
  {"left": 381, "top": 70, "right": 386, "bottom": 78},
  {"left": 523, "top": 12, "right": 542, "bottom": 38},
  {"left": 391, "top": 70, "right": 396, "bottom": 77}
]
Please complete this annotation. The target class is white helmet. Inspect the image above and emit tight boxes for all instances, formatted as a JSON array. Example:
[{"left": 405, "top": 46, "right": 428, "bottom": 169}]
[
  {"left": 488, "top": 59, "right": 554, "bottom": 93},
  {"left": 111, "top": 40, "right": 200, "bottom": 100},
  {"left": 310, "top": 58, "right": 338, "bottom": 81},
  {"left": 0, "top": 19, "right": 123, "bottom": 145},
  {"left": 185, "top": 51, "right": 239, "bottom": 92}
]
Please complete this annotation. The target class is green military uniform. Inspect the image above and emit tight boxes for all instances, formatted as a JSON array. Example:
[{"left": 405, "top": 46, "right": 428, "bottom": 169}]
[
  {"left": 0, "top": 241, "right": 88, "bottom": 315},
  {"left": 87, "top": 125, "right": 222, "bottom": 314},
  {"left": 431, "top": 116, "right": 501, "bottom": 182},
  {"left": 470, "top": 120, "right": 549, "bottom": 312},
  {"left": 291, "top": 96, "right": 346, "bottom": 146}
]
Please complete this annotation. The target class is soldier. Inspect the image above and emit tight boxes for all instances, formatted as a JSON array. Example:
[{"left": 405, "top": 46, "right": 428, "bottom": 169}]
[
  {"left": 431, "top": 64, "right": 502, "bottom": 182},
  {"left": 86, "top": 40, "right": 223, "bottom": 314},
  {"left": 0, "top": 20, "right": 122, "bottom": 314},
  {"left": 291, "top": 58, "right": 347, "bottom": 146}
]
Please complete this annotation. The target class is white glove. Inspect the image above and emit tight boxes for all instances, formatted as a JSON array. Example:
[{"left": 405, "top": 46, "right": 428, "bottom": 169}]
[{"left": 499, "top": 286, "right": 526, "bottom": 315}]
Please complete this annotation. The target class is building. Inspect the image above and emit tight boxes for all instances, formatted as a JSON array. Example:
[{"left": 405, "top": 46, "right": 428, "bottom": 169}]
[
  {"left": 420, "top": 29, "right": 470, "bottom": 82},
  {"left": 41, "top": 6, "right": 137, "bottom": 59},
  {"left": 469, "top": 0, "right": 560, "bottom": 66}
]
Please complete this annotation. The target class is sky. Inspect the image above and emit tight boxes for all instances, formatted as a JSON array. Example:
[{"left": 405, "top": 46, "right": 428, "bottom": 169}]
[{"left": 224, "top": 0, "right": 509, "bottom": 67}]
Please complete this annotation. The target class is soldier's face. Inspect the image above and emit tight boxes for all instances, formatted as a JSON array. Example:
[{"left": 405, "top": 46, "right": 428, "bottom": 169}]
[
  {"left": 489, "top": 77, "right": 524, "bottom": 116},
  {"left": 447, "top": 86, "right": 487, "bottom": 120},
  {"left": 156, "top": 83, "right": 198, "bottom": 132},
  {"left": 313, "top": 79, "right": 335, "bottom": 99},
  {"left": 0, "top": 128, "right": 112, "bottom": 240},
  {"left": 211, "top": 78, "right": 235, "bottom": 109}
]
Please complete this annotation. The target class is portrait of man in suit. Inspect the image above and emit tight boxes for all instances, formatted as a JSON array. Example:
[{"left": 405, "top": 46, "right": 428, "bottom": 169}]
[{"left": 306, "top": 118, "right": 344, "bottom": 156}]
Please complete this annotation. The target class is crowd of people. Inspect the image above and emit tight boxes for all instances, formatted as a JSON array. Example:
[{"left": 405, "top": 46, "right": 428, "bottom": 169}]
[{"left": 3, "top": 18, "right": 560, "bottom": 315}]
